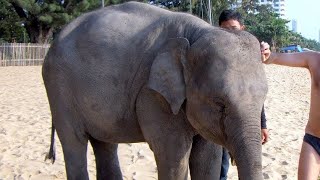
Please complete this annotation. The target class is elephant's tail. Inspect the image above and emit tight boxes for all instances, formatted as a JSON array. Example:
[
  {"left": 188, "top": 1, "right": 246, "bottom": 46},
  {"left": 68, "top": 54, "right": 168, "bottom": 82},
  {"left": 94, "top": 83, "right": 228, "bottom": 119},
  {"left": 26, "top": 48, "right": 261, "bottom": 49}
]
[{"left": 45, "top": 123, "right": 56, "bottom": 164}]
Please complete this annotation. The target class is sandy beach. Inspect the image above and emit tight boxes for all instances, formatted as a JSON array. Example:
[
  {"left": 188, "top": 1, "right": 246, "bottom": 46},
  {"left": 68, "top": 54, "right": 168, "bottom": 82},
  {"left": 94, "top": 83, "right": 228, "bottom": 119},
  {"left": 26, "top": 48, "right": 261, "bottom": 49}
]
[{"left": 0, "top": 65, "right": 311, "bottom": 180}]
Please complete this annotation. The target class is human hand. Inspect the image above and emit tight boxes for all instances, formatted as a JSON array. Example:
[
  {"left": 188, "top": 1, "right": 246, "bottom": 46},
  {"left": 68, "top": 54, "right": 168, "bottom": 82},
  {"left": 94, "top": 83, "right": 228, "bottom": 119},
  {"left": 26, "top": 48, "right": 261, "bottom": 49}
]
[
  {"left": 261, "top": 128, "right": 269, "bottom": 144},
  {"left": 260, "top": 41, "right": 271, "bottom": 63}
]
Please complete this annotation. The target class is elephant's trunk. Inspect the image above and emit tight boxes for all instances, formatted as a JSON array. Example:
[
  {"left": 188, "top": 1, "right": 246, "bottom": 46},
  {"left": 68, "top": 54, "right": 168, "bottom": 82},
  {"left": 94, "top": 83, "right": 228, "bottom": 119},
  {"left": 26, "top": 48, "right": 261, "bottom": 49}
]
[
  {"left": 226, "top": 116, "right": 263, "bottom": 180},
  {"left": 233, "top": 142, "right": 262, "bottom": 179}
]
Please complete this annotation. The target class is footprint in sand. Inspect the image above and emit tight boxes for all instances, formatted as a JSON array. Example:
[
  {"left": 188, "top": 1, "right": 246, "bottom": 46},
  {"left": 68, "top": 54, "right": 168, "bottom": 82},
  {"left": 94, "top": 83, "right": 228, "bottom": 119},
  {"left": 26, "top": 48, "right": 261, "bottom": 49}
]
[
  {"left": 132, "top": 171, "right": 138, "bottom": 180},
  {"left": 281, "top": 174, "right": 288, "bottom": 179},
  {"left": 263, "top": 173, "right": 270, "bottom": 179},
  {"left": 262, "top": 153, "right": 275, "bottom": 161},
  {"left": 0, "top": 128, "right": 6, "bottom": 135},
  {"left": 137, "top": 150, "right": 145, "bottom": 159}
]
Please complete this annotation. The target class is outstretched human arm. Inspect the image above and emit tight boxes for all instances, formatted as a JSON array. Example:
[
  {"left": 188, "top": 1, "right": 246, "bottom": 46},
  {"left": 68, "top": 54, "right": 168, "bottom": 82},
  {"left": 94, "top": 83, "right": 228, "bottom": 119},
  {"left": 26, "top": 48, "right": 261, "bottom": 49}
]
[
  {"left": 263, "top": 52, "right": 313, "bottom": 68},
  {"left": 261, "top": 43, "right": 320, "bottom": 68},
  {"left": 260, "top": 42, "right": 319, "bottom": 69}
]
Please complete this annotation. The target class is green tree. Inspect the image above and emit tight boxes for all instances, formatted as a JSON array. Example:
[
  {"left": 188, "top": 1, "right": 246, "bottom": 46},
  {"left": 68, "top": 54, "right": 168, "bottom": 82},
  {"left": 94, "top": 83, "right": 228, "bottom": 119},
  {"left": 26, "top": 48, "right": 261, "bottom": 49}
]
[
  {"left": 239, "top": 4, "right": 320, "bottom": 51},
  {"left": 8, "top": 0, "right": 102, "bottom": 43},
  {"left": 243, "top": 5, "right": 290, "bottom": 50},
  {"left": 5, "top": 0, "right": 145, "bottom": 43},
  {"left": 0, "top": 0, "right": 27, "bottom": 42},
  {"left": 287, "top": 32, "right": 320, "bottom": 51},
  {"left": 149, "top": 0, "right": 239, "bottom": 25},
  {"left": 193, "top": 0, "right": 238, "bottom": 25},
  {"left": 237, "top": 0, "right": 259, "bottom": 13}
]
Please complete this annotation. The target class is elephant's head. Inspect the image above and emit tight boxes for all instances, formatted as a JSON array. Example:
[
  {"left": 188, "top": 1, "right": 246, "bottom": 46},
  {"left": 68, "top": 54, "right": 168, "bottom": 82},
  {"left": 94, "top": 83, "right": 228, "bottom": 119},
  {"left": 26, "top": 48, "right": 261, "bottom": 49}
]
[{"left": 148, "top": 28, "right": 267, "bottom": 179}]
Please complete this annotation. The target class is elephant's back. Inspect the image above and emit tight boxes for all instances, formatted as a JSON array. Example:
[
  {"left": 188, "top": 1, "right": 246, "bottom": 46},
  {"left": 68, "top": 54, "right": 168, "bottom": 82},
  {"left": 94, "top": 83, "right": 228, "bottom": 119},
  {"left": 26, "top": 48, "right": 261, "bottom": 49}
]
[
  {"left": 57, "top": 2, "right": 171, "bottom": 46},
  {"left": 43, "top": 3, "right": 165, "bottom": 128},
  {"left": 48, "top": 2, "right": 171, "bottom": 74},
  {"left": 49, "top": 2, "right": 207, "bottom": 69},
  {"left": 45, "top": 2, "right": 174, "bottom": 96}
]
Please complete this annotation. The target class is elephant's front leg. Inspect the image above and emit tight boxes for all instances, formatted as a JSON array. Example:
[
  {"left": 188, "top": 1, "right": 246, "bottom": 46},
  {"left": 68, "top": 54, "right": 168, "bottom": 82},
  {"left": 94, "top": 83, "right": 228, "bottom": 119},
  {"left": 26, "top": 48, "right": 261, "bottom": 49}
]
[
  {"left": 150, "top": 134, "right": 192, "bottom": 180},
  {"left": 189, "top": 135, "right": 223, "bottom": 180},
  {"left": 136, "top": 88, "right": 195, "bottom": 180}
]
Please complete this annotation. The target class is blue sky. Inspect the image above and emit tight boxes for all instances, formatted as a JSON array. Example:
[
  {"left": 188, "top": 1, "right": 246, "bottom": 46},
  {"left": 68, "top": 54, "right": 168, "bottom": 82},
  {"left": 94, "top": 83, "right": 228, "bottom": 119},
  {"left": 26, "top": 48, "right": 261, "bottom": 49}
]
[{"left": 286, "top": 0, "right": 320, "bottom": 41}]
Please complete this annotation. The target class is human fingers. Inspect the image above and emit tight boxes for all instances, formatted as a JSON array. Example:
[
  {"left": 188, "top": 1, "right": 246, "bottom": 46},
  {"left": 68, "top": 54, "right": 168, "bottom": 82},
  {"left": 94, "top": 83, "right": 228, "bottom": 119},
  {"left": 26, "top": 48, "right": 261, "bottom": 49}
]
[
  {"left": 260, "top": 41, "right": 270, "bottom": 51},
  {"left": 261, "top": 129, "right": 269, "bottom": 144}
]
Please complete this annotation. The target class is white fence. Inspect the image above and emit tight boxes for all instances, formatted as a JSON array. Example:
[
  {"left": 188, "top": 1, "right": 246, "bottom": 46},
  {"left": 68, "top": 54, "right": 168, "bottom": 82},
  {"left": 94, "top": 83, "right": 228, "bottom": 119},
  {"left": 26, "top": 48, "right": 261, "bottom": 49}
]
[{"left": 0, "top": 43, "right": 50, "bottom": 66}]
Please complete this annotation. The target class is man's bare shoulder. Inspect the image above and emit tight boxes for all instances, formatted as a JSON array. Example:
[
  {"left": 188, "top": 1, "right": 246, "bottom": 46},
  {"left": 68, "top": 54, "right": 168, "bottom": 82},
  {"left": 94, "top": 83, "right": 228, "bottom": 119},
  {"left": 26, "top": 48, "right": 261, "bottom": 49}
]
[{"left": 306, "top": 51, "right": 320, "bottom": 69}]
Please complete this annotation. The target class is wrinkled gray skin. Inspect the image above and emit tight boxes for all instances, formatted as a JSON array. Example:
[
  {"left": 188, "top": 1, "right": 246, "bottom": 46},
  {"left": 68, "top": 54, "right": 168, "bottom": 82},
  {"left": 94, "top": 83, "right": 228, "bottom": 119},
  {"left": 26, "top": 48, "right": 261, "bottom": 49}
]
[{"left": 43, "top": 2, "right": 267, "bottom": 180}]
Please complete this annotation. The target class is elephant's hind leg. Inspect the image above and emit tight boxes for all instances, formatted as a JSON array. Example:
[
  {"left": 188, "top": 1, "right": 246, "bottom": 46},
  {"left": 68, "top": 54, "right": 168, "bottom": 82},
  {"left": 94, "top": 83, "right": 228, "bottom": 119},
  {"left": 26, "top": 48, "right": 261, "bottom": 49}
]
[
  {"left": 44, "top": 71, "right": 90, "bottom": 180},
  {"left": 89, "top": 138, "right": 123, "bottom": 180},
  {"left": 50, "top": 99, "right": 89, "bottom": 179},
  {"left": 54, "top": 114, "right": 89, "bottom": 180}
]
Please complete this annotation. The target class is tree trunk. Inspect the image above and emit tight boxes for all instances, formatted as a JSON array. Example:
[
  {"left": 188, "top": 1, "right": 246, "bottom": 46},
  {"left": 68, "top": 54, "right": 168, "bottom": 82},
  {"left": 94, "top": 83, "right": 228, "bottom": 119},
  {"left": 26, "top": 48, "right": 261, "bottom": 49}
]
[
  {"left": 207, "top": 0, "right": 212, "bottom": 25},
  {"left": 27, "top": 21, "right": 53, "bottom": 43},
  {"left": 200, "top": 0, "right": 203, "bottom": 19}
]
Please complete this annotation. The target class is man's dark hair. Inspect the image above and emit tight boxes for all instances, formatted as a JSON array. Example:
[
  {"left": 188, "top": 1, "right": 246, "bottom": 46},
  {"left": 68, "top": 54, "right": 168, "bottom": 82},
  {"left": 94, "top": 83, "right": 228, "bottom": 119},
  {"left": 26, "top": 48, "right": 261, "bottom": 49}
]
[{"left": 218, "top": 9, "right": 243, "bottom": 26}]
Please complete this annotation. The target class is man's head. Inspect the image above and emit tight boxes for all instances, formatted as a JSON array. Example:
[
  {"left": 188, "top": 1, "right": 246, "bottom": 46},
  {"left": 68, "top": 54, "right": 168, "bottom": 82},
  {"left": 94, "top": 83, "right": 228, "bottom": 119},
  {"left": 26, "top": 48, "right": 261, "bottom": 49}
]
[{"left": 219, "top": 9, "right": 245, "bottom": 30}]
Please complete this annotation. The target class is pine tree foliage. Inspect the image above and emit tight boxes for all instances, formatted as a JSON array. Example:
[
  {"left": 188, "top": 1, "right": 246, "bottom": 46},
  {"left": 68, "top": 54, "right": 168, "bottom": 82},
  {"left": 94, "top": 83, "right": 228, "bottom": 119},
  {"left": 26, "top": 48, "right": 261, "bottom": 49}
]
[
  {"left": 8, "top": 0, "right": 100, "bottom": 43},
  {"left": 4, "top": 0, "right": 144, "bottom": 43},
  {"left": 0, "top": 0, "right": 27, "bottom": 42}
]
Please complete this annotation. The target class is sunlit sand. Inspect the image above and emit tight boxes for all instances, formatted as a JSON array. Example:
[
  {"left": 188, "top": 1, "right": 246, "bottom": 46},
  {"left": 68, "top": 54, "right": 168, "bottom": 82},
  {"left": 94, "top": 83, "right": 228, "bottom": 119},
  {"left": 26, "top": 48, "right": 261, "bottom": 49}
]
[{"left": 0, "top": 65, "right": 310, "bottom": 179}]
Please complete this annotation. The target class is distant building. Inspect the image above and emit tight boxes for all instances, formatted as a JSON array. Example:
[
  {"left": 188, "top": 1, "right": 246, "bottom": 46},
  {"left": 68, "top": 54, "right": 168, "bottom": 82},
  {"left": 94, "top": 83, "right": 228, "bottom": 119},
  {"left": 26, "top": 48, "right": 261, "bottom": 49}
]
[
  {"left": 233, "top": 0, "right": 286, "bottom": 18},
  {"left": 259, "top": 0, "right": 286, "bottom": 18},
  {"left": 291, "top": 19, "right": 297, "bottom": 32},
  {"left": 319, "top": 29, "right": 320, "bottom": 42}
]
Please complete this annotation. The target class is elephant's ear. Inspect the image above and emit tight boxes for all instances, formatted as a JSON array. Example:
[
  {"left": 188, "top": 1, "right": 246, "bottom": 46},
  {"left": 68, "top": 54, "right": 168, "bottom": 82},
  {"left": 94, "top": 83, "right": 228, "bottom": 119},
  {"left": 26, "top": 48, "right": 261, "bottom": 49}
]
[{"left": 147, "top": 37, "right": 190, "bottom": 115}]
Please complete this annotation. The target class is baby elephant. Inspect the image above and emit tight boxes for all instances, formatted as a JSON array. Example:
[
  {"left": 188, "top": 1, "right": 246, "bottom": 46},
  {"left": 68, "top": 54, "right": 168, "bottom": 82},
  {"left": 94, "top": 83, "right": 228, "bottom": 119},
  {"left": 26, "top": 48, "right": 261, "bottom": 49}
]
[{"left": 43, "top": 1, "right": 267, "bottom": 180}]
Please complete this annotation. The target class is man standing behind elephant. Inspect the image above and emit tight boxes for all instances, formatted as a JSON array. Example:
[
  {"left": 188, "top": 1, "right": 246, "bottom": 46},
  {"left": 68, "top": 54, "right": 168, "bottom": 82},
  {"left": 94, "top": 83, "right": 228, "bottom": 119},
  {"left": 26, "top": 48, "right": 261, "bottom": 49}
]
[
  {"left": 218, "top": 9, "right": 270, "bottom": 180},
  {"left": 261, "top": 46, "right": 320, "bottom": 179}
]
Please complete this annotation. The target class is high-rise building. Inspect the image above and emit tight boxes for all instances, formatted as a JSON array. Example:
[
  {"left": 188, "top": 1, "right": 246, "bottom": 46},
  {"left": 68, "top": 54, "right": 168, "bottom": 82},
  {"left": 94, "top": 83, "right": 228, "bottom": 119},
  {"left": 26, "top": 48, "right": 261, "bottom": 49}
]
[
  {"left": 259, "top": 0, "right": 286, "bottom": 18},
  {"left": 319, "top": 29, "right": 320, "bottom": 42},
  {"left": 291, "top": 19, "right": 297, "bottom": 32},
  {"left": 233, "top": 0, "right": 286, "bottom": 18}
]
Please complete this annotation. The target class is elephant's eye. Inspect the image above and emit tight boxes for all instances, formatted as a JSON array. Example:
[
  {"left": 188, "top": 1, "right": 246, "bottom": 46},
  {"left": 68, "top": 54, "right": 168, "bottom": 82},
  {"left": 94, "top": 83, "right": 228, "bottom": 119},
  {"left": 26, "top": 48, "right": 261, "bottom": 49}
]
[
  {"left": 210, "top": 97, "right": 226, "bottom": 113},
  {"left": 215, "top": 101, "right": 226, "bottom": 113},
  {"left": 212, "top": 97, "right": 224, "bottom": 106}
]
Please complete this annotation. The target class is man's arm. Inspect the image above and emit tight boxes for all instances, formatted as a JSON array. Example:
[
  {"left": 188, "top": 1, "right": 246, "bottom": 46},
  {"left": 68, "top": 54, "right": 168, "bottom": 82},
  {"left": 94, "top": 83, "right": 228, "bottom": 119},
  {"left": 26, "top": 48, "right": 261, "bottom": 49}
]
[
  {"left": 263, "top": 52, "right": 311, "bottom": 68},
  {"left": 260, "top": 42, "right": 319, "bottom": 69}
]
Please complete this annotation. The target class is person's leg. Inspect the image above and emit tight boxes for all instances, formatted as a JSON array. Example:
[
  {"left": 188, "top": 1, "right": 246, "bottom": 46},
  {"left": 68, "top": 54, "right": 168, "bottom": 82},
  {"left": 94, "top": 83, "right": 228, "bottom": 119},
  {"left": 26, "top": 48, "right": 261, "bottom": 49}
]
[
  {"left": 220, "top": 148, "right": 230, "bottom": 180},
  {"left": 298, "top": 135, "right": 320, "bottom": 180}
]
